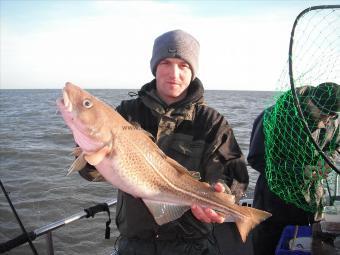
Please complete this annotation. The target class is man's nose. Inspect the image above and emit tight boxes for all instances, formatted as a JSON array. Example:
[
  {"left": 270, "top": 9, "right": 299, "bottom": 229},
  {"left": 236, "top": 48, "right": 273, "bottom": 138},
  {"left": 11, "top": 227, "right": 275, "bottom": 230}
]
[{"left": 168, "top": 64, "right": 180, "bottom": 78}]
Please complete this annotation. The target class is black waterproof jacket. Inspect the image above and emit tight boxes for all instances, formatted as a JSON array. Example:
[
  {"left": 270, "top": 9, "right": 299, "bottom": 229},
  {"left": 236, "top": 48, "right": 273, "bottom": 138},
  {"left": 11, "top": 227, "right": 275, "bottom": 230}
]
[
  {"left": 248, "top": 88, "right": 339, "bottom": 224},
  {"left": 115, "top": 79, "right": 248, "bottom": 241},
  {"left": 247, "top": 101, "right": 339, "bottom": 255},
  {"left": 247, "top": 110, "right": 315, "bottom": 224},
  {"left": 247, "top": 110, "right": 316, "bottom": 255},
  {"left": 78, "top": 78, "right": 249, "bottom": 254}
]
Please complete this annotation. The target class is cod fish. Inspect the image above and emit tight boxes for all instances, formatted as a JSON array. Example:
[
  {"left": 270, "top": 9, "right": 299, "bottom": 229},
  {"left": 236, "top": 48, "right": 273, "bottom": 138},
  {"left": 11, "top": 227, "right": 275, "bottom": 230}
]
[{"left": 56, "top": 82, "right": 271, "bottom": 242}]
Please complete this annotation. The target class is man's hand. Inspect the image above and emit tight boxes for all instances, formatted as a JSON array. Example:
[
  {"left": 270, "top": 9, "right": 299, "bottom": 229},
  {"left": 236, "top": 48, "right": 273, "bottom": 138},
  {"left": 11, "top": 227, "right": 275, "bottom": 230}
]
[
  {"left": 304, "top": 161, "right": 332, "bottom": 180},
  {"left": 191, "top": 182, "right": 225, "bottom": 224}
]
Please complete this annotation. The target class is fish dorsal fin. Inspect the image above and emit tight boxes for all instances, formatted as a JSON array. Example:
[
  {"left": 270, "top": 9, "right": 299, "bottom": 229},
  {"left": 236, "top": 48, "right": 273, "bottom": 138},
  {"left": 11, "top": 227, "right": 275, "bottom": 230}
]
[
  {"left": 165, "top": 156, "right": 198, "bottom": 177},
  {"left": 141, "top": 130, "right": 156, "bottom": 142},
  {"left": 143, "top": 199, "right": 190, "bottom": 225},
  {"left": 67, "top": 152, "right": 87, "bottom": 176},
  {"left": 84, "top": 146, "right": 110, "bottom": 166},
  {"left": 189, "top": 171, "right": 201, "bottom": 180},
  {"left": 130, "top": 121, "right": 141, "bottom": 129},
  {"left": 129, "top": 122, "right": 156, "bottom": 142}
]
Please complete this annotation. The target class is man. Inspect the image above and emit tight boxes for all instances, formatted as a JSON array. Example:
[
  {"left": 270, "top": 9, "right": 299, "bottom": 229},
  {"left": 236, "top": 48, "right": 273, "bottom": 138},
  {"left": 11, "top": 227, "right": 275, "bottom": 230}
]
[
  {"left": 80, "top": 29, "right": 249, "bottom": 254},
  {"left": 248, "top": 82, "right": 339, "bottom": 255},
  {"left": 115, "top": 29, "right": 251, "bottom": 255}
]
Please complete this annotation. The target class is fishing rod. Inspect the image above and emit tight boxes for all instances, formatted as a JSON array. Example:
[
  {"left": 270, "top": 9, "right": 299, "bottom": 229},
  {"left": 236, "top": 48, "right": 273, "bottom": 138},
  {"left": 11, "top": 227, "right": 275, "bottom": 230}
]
[
  {"left": 0, "top": 178, "right": 117, "bottom": 253},
  {"left": 0, "top": 179, "right": 39, "bottom": 255}
]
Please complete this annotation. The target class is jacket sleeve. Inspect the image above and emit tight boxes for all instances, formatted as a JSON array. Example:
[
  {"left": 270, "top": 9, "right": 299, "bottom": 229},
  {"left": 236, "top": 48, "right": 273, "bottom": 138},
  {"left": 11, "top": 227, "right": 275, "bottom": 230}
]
[
  {"left": 247, "top": 110, "right": 266, "bottom": 174},
  {"left": 202, "top": 110, "right": 249, "bottom": 202}
]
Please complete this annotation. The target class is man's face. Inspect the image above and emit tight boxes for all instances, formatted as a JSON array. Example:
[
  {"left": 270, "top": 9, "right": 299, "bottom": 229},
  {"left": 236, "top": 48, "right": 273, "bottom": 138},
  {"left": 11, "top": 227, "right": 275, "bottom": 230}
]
[
  {"left": 155, "top": 58, "right": 192, "bottom": 105},
  {"left": 307, "top": 99, "right": 337, "bottom": 128}
]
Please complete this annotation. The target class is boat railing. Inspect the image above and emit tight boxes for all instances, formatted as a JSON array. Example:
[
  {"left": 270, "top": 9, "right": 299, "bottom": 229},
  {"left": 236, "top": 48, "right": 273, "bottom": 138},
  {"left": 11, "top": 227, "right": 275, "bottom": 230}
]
[
  {"left": 1, "top": 173, "right": 338, "bottom": 254},
  {"left": 239, "top": 198, "right": 254, "bottom": 207},
  {"left": 0, "top": 199, "right": 117, "bottom": 255}
]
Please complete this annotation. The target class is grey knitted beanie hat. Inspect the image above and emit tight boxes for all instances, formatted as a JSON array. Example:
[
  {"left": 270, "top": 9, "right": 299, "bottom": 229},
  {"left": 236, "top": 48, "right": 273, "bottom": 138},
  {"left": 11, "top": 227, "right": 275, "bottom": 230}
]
[{"left": 150, "top": 29, "right": 200, "bottom": 80}]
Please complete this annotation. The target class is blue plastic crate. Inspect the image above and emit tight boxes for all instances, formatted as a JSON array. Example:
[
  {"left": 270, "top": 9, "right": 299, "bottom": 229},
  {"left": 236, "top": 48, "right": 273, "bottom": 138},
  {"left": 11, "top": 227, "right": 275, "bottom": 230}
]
[{"left": 275, "top": 225, "right": 312, "bottom": 255}]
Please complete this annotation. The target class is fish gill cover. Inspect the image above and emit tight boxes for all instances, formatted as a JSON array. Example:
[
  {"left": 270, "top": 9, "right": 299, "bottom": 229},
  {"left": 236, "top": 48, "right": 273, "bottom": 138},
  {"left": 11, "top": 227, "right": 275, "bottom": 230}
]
[{"left": 263, "top": 5, "right": 340, "bottom": 213}]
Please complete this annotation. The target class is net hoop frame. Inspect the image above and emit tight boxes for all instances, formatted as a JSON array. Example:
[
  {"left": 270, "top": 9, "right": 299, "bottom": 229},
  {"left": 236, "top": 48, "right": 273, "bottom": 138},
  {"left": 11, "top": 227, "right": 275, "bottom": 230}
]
[{"left": 289, "top": 5, "right": 340, "bottom": 174}]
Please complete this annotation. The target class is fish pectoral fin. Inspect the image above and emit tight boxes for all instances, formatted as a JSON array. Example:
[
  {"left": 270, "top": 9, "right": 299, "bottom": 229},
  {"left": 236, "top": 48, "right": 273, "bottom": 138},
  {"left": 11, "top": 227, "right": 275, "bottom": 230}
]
[
  {"left": 143, "top": 199, "right": 190, "bottom": 225},
  {"left": 92, "top": 174, "right": 106, "bottom": 182},
  {"left": 131, "top": 123, "right": 156, "bottom": 142},
  {"left": 234, "top": 206, "right": 272, "bottom": 242},
  {"left": 71, "top": 146, "right": 83, "bottom": 157},
  {"left": 143, "top": 130, "right": 156, "bottom": 142},
  {"left": 67, "top": 152, "right": 87, "bottom": 176},
  {"left": 84, "top": 146, "right": 110, "bottom": 166}
]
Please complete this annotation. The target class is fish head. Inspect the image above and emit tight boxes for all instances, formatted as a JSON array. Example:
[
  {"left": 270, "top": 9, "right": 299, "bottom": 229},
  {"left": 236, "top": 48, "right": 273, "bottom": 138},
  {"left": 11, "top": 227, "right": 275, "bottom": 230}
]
[{"left": 56, "top": 82, "right": 114, "bottom": 155}]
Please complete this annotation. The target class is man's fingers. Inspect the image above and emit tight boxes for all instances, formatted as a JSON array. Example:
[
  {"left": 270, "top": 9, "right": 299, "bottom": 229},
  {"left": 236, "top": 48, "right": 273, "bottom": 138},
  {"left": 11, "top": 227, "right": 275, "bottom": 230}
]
[
  {"left": 191, "top": 205, "right": 211, "bottom": 223},
  {"left": 191, "top": 205, "right": 225, "bottom": 223},
  {"left": 191, "top": 182, "right": 229, "bottom": 223},
  {"left": 213, "top": 182, "right": 225, "bottom": 193},
  {"left": 204, "top": 207, "right": 225, "bottom": 223}
]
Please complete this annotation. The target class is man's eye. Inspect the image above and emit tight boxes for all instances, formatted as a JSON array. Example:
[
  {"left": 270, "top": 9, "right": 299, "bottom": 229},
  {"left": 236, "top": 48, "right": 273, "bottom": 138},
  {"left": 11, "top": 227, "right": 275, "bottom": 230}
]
[{"left": 181, "top": 64, "right": 190, "bottom": 69}]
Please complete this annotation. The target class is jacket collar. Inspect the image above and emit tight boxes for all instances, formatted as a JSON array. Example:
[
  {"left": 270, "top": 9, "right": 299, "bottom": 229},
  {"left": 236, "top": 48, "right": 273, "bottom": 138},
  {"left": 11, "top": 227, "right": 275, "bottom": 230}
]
[{"left": 138, "top": 78, "right": 205, "bottom": 114}]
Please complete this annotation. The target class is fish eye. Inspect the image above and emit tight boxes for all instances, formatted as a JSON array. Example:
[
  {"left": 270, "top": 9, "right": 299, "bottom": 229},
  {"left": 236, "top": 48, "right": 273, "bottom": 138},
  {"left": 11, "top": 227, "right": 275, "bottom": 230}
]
[{"left": 83, "top": 99, "right": 93, "bottom": 108}]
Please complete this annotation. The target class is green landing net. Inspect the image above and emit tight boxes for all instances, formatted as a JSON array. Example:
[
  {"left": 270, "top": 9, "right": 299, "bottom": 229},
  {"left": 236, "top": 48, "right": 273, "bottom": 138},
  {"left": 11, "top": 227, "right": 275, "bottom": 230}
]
[{"left": 263, "top": 6, "right": 340, "bottom": 213}]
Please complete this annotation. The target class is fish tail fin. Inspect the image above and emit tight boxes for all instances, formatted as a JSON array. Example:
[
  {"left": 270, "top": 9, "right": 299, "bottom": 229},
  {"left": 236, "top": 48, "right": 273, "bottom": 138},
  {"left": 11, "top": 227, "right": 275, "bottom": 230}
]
[{"left": 235, "top": 207, "right": 271, "bottom": 242}]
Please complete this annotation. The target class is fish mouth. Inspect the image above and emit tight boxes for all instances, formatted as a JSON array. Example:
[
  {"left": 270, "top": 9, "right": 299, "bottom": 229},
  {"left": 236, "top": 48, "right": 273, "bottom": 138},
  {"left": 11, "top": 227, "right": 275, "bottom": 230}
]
[
  {"left": 62, "top": 88, "right": 73, "bottom": 112},
  {"left": 56, "top": 88, "right": 74, "bottom": 128},
  {"left": 56, "top": 83, "right": 75, "bottom": 113}
]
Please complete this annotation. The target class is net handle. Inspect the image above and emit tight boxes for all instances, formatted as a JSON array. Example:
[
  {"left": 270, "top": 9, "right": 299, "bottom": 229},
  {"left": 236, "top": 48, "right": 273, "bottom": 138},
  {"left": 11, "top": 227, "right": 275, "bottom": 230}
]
[{"left": 288, "top": 5, "right": 340, "bottom": 174}]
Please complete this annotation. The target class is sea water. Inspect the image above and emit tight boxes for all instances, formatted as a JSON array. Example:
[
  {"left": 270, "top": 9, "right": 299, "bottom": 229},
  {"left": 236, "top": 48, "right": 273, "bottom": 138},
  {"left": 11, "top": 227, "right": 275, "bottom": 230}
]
[{"left": 0, "top": 89, "right": 275, "bottom": 255}]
